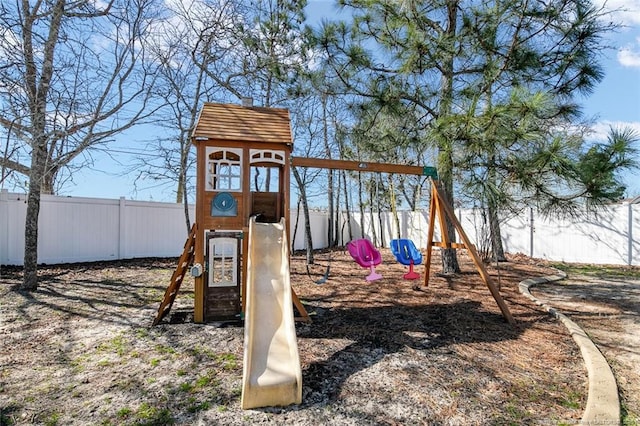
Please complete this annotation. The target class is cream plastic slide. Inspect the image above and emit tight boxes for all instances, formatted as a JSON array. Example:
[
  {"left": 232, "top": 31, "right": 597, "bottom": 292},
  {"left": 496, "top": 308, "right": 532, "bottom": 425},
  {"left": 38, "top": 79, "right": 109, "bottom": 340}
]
[{"left": 241, "top": 217, "right": 302, "bottom": 410}]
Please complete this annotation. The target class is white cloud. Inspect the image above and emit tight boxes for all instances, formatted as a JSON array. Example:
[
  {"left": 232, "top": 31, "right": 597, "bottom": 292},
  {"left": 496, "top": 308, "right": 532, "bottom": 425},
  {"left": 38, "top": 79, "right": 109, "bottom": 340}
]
[
  {"left": 588, "top": 120, "right": 640, "bottom": 142},
  {"left": 0, "top": 25, "right": 21, "bottom": 56},
  {"left": 618, "top": 40, "right": 640, "bottom": 67},
  {"left": 595, "top": 0, "right": 640, "bottom": 26}
]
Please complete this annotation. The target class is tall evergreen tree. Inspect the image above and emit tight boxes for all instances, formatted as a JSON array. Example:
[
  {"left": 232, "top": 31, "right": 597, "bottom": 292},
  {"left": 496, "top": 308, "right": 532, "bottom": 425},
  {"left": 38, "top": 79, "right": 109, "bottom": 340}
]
[{"left": 315, "top": 0, "right": 623, "bottom": 272}]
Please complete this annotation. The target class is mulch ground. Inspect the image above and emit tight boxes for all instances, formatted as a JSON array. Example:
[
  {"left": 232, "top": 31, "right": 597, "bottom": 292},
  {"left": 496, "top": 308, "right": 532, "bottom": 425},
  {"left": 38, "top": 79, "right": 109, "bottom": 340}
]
[{"left": 1, "top": 250, "right": 587, "bottom": 425}]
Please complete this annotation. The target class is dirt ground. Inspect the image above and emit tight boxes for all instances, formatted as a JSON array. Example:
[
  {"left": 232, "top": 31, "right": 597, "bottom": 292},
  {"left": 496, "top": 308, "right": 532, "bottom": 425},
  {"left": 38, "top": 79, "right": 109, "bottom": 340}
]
[
  {"left": 530, "top": 273, "right": 640, "bottom": 424},
  {"left": 0, "top": 249, "right": 632, "bottom": 425}
]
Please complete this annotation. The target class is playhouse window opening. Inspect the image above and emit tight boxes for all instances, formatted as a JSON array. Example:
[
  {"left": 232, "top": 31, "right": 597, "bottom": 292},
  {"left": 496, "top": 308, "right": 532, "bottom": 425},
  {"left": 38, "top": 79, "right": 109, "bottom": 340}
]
[
  {"left": 251, "top": 166, "right": 280, "bottom": 192},
  {"left": 250, "top": 150, "right": 284, "bottom": 165},
  {"left": 206, "top": 148, "right": 242, "bottom": 191}
]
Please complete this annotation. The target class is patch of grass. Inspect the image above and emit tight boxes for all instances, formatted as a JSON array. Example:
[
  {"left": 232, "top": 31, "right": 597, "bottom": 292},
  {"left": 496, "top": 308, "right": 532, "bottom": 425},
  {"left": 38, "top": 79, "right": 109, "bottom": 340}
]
[
  {"left": 175, "top": 370, "right": 221, "bottom": 395},
  {"left": 214, "top": 353, "right": 239, "bottom": 370},
  {"left": 97, "top": 359, "right": 111, "bottom": 367},
  {"left": 179, "top": 382, "right": 194, "bottom": 393},
  {"left": 154, "top": 344, "right": 176, "bottom": 355},
  {"left": 560, "top": 390, "right": 581, "bottom": 409},
  {"left": 550, "top": 262, "right": 640, "bottom": 279},
  {"left": 65, "top": 384, "right": 81, "bottom": 398},
  {"left": 116, "top": 407, "right": 133, "bottom": 419},
  {"left": 116, "top": 403, "right": 174, "bottom": 425},
  {"left": 134, "top": 328, "right": 150, "bottom": 339},
  {"left": 143, "top": 287, "right": 166, "bottom": 302},
  {"left": 621, "top": 399, "right": 640, "bottom": 426},
  {"left": 69, "top": 354, "right": 91, "bottom": 372},
  {"left": 134, "top": 403, "right": 174, "bottom": 426},
  {"left": 0, "top": 402, "right": 20, "bottom": 426},
  {"left": 231, "top": 386, "right": 242, "bottom": 397},
  {"left": 191, "top": 345, "right": 215, "bottom": 359},
  {"left": 150, "top": 358, "right": 160, "bottom": 367},
  {"left": 188, "top": 348, "right": 239, "bottom": 370},
  {"left": 97, "top": 333, "right": 128, "bottom": 357},
  {"left": 42, "top": 411, "right": 61, "bottom": 426},
  {"left": 186, "top": 397, "right": 211, "bottom": 413},
  {"left": 503, "top": 402, "right": 530, "bottom": 424},
  {"left": 196, "top": 374, "right": 218, "bottom": 388}
]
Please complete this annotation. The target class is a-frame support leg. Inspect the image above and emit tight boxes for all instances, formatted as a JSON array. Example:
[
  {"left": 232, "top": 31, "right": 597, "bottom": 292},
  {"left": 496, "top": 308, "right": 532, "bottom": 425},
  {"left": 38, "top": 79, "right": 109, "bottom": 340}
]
[
  {"left": 422, "top": 180, "right": 515, "bottom": 326},
  {"left": 423, "top": 192, "right": 437, "bottom": 287},
  {"left": 291, "top": 288, "right": 311, "bottom": 323}
]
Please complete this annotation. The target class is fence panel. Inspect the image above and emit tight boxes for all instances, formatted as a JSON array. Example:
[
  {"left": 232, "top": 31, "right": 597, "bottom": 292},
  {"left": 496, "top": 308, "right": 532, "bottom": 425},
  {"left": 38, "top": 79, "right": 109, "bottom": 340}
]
[
  {"left": 1, "top": 191, "right": 28, "bottom": 265},
  {"left": 534, "top": 208, "right": 629, "bottom": 265},
  {"left": 2, "top": 190, "right": 638, "bottom": 266},
  {"left": 37, "top": 195, "right": 121, "bottom": 264},
  {"left": 501, "top": 210, "right": 534, "bottom": 257},
  {"left": 289, "top": 209, "right": 329, "bottom": 251},
  {"left": 0, "top": 192, "right": 197, "bottom": 265},
  {"left": 122, "top": 200, "right": 195, "bottom": 258},
  {"left": 632, "top": 204, "right": 640, "bottom": 266}
]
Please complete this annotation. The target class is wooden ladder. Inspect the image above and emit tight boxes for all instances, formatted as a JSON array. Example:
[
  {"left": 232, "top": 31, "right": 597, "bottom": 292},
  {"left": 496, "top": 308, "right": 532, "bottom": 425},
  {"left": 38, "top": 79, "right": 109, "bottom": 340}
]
[{"left": 152, "top": 224, "right": 197, "bottom": 326}]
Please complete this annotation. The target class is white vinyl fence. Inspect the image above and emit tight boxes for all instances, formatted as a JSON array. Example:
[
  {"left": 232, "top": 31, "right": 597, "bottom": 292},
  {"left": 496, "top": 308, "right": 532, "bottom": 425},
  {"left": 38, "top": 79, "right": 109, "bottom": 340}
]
[
  {"left": 2, "top": 189, "right": 639, "bottom": 266},
  {"left": 1, "top": 190, "right": 196, "bottom": 265}
]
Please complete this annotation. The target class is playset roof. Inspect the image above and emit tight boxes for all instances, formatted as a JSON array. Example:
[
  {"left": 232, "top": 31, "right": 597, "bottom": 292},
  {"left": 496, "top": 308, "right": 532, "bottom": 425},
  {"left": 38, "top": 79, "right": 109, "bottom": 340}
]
[{"left": 192, "top": 103, "right": 292, "bottom": 145}]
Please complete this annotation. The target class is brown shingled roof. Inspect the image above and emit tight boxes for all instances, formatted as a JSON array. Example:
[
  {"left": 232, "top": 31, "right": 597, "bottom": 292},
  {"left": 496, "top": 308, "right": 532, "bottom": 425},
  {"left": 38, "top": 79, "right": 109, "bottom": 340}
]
[{"left": 192, "top": 103, "right": 292, "bottom": 144}]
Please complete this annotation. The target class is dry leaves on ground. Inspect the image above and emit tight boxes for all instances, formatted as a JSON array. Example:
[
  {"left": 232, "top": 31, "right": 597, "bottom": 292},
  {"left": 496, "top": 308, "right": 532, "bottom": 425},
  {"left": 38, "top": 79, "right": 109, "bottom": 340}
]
[{"left": 1, "top": 251, "right": 587, "bottom": 425}]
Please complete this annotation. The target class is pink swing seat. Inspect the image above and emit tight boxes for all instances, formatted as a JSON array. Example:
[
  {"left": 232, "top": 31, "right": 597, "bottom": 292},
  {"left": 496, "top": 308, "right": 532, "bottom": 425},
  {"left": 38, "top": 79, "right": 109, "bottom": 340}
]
[{"left": 346, "top": 238, "right": 383, "bottom": 282}]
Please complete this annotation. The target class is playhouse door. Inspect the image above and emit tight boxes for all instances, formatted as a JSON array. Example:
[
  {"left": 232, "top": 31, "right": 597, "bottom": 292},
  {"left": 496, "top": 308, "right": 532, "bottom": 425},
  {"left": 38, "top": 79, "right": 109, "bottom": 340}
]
[{"left": 205, "top": 232, "right": 242, "bottom": 321}]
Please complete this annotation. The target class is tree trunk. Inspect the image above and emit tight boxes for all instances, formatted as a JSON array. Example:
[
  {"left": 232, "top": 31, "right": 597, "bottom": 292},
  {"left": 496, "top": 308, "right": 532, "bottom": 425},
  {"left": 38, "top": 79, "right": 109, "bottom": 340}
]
[
  {"left": 292, "top": 166, "right": 314, "bottom": 264},
  {"left": 176, "top": 169, "right": 184, "bottom": 204},
  {"left": 488, "top": 203, "right": 506, "bottom": 262},
  {"left": 22, "top": 144, "right": 47, "bottom": 290},
  {"left": 438, "top": 150, "right": 460, "bottom": 274},
  {"left": 20, "top": 0, "right": 65, "bottom": 291},
  {"left": 321, "top": 95, "right": 334, "bottom": 248},
  {"left": 389, "top": 175, "right": 401, "bottom": 240},
  {"left": 182, "top": 176, "right": 191, "bottom": 235},
  {"left": 438, "top": 0, "right": 461, "bottom": 275},
  {"left": 178, "top": 143, "right": 191, "bottom": 234},
  {"left": 41, "top": 169, "right": 55, "bottom": 195},
  {"left": 333, "top": 170, "right": 341, "bottom": 246}
]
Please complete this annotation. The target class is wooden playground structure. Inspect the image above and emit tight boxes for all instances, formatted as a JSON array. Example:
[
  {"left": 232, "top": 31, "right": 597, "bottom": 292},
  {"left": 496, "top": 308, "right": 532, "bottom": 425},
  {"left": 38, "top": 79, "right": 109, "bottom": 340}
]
[
  {"left": 151, "top": 102, "right": 515, "bottom": 410},
  {"left": 153, "top": 102, "right": 515, "bottom": 327}
]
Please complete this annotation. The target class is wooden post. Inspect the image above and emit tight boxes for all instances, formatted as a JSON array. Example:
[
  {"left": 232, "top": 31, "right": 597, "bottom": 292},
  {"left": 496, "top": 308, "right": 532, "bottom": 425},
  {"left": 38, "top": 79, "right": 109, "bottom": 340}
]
[{"left": 423, "top": 190, "right": 437, "bottom": 287}]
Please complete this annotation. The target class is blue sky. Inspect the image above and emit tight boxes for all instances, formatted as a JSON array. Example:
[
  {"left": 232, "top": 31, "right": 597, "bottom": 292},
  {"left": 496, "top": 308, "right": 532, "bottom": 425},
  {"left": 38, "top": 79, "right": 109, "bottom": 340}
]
[{"left": 36, "top": 0, "right": 640, "bottom": 201}]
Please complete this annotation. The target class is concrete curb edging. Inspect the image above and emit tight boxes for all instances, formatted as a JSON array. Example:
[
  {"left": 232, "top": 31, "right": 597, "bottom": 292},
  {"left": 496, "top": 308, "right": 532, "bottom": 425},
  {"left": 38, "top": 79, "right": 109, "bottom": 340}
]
[{"left": 518, "top": 272, "right": 620, "bottom": 426}]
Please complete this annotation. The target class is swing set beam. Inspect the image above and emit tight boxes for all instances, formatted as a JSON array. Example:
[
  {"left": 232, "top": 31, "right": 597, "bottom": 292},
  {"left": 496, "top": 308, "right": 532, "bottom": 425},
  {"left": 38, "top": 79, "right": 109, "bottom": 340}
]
[{"left": 291, "top": 157, "right": 437, "bottom": 178}]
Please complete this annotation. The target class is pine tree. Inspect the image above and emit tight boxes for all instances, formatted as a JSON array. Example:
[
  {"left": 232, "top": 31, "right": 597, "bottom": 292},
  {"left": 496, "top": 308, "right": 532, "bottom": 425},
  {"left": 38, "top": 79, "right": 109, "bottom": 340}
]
[{"left": 315, "top": 0, "right": 625, "bottom": 271}]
